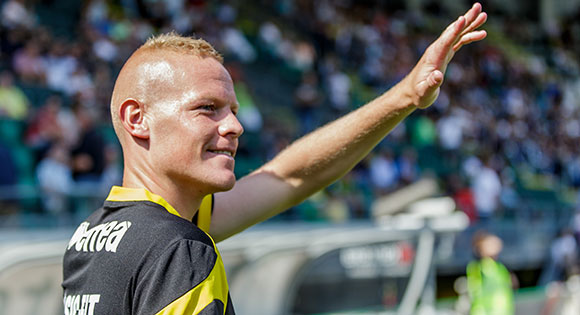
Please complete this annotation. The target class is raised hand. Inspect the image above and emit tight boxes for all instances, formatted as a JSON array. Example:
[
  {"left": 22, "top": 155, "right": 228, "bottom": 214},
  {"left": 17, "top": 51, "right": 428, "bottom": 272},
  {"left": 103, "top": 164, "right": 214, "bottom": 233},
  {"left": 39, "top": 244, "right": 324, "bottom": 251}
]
[{"left": 408, "top": 3, "right": 487, "bottom": 109}]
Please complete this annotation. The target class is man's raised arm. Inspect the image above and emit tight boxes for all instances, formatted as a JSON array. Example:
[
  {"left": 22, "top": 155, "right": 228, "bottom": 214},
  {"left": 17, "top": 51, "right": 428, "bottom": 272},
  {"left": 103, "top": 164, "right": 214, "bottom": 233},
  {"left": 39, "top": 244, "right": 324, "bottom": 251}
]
[{"left": 210, "top": 3, "right": 488, "bottom": 242}]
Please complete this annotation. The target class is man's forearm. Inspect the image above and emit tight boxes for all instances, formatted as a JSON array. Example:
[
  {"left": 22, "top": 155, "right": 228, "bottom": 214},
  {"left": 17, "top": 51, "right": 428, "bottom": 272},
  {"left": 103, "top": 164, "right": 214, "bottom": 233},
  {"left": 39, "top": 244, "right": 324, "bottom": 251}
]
[
  {"left": 259, "top": 79, "right": 417, "bottom": 206},
  {"left": 211, "top": 4, "right": 486, "bottom": 242},
  {"left": 211, "top": 78, "right": 417, "bottom": 242}
]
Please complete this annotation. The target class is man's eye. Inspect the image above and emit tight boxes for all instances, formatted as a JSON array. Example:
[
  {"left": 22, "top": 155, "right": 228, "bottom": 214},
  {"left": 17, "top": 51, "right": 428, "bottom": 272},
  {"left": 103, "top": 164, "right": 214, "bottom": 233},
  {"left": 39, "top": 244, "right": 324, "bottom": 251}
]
[{"left": 199, "top": 104, "right": 216, "bottom": 111}]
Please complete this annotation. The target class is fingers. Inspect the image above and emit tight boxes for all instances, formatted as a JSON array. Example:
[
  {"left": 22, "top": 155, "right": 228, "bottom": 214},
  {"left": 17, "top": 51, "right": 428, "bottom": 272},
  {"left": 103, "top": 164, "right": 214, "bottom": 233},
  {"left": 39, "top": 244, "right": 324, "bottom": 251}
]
[
  {"left": 439, "top": 3, "right": 486, "bottom": 52},
  {"left": 460, "top": 12, "right": 488, "bottom": 37},
  {"left": 437, "top": 16, "right": 467, "bottom": 52},
  {"left": 453, "top": 30, "right": 487, "bottom": 51},
  {"left": 463, "top": 3, "right": 483, "bottom": 28}
]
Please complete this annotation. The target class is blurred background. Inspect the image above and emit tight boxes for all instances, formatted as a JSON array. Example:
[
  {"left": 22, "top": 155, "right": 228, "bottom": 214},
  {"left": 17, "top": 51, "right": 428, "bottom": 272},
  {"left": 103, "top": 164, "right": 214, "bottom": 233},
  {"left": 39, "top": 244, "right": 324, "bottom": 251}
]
[{"left": 1, "top": 0, "right": 580, "bottom": 314}]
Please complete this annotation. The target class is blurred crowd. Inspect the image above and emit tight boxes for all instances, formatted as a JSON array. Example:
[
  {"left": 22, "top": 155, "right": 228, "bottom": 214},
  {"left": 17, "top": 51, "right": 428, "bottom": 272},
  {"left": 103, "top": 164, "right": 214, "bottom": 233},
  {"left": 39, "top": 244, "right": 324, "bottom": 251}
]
[{"left": 0, "top": 0, "right": 580, "bottom": 227}]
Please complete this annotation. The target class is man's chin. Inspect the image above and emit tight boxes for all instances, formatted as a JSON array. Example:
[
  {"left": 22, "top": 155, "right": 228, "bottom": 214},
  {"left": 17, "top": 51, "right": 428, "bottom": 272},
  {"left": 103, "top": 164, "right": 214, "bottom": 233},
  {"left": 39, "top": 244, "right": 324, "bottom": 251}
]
[
  {"left": 177, "top": 170, "right": 237, "bottom": 195},
  {"left": 208, "top": 175, "right": 237, "bottom": 193},
  {"left": 216, "top": 181, "right": 235, "bottom": 192}
]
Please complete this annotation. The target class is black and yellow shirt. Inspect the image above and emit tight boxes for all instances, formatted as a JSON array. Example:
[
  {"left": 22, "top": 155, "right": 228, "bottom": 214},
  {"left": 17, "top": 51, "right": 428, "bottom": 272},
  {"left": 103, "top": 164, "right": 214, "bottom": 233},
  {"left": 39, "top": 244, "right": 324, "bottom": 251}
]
[{"left": 62, "top": 186, "right": 235, "bottom": 315}]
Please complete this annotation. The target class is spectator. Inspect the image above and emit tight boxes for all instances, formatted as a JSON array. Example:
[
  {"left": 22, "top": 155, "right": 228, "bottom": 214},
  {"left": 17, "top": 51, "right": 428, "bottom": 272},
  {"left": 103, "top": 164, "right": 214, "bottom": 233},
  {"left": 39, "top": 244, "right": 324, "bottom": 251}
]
[
  {"left": 397, "top": 148, "right": 420, "bottom": 185},
  {"left": 437, "top": 107, "right": 470, "bottom": 151},
  {"left": 368, "top": 149, "right": 399, "bottom": 195},
  {"left": 91, "top": 32, "right": 118, "bottom": 63},
  {"left": 448, "top": 173, "right": 477, "bottom": 223},
  {"left": 25, "top": 94, "right": 78, "bottom": 149},
  {"left": 71, "top": 105, "right": 105, "bottom": 186},
  {"left": 44, "top": 41, "right": 78, "bottom": 94},
  {"left": 324, "top": 192, "right": 350, "bottom": 223},
  {"left": 12, "top": 40, "right": 45, "bottom": 84},
  {"left": 328, "top": 169, "right": 370, "bottom": 219},
  {"left": 92, "top": 61, "right": 114, "bottom": 109},
  {"left": 258, "top": 21, "right": 282, "bottom": 57},
  {"left": 222, "top": 27, "right": 257, "bottom": 63},
  {"left": 472, "top": 156, "right": 502, "bottom": 221},
  {"left": 323, "top": 56, "right": 351, "bottom": 113},
  {"left": 574, "top": 210, "right": 580, "bottom": 246},
  {"left": 0, "top": 142, "right": 17, "bottom": 187},
  {"left": 99, "top": 144, "right": 122, "bottom": 194},
  {"left": 0, "top": 141, "right": 18, "bottom": 215},
  {"left": 67, "top": 65, "right": 95, "bottom": 102},
  {"left": 36, "top": 142, "right": 73, "bottom": 214},
  {"left": 0, "top": 70, "right": 29, "bottom": 120},
  {"left": 1, "top": 0, "right": 36, "bottom": 30},
  {"left": 233, "top": 81, "right": 262, "bottom": 133},
  {"left": 294, "top": 71, "right": 323, "bottom": 135},
  {"left": 539, "top": 228, "right": 579, "bottom": 286},
  {"left": 292, "top": 41, "right": 316, "bottom": 72}
]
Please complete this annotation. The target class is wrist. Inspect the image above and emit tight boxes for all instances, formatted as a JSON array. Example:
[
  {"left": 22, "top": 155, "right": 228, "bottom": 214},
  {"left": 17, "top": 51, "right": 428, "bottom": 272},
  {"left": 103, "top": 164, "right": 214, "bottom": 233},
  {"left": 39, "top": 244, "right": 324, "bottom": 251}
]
[{"left": 395, "top": 75, "right": 420, "bottom": 110}]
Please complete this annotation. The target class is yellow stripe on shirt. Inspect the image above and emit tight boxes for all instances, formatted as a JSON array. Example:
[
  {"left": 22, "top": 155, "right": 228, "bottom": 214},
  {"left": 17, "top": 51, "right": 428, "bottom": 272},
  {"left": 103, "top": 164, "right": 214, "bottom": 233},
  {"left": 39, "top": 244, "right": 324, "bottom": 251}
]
[
  {"left": 155, "top": 238, "right": 228, "bottom": 315},
  {"left": 197, "top": 195, "right": 213, "bottom": 234},
  {"left": 106, "top": 186, "right": 213, "bottom": 232},
  {"left": 106, "top": 186, "right": 183, "bottom": 218}
]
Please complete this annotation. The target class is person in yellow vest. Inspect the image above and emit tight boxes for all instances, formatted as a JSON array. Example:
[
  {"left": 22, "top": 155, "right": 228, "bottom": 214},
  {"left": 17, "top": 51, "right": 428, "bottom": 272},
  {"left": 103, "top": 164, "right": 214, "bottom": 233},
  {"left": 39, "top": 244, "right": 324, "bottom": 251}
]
[
  {"left": 466, "top": 231, "right": 515, "bottom": 315},
  {"left": 0, "top": 71, "right": 29, "bottom": 120}
]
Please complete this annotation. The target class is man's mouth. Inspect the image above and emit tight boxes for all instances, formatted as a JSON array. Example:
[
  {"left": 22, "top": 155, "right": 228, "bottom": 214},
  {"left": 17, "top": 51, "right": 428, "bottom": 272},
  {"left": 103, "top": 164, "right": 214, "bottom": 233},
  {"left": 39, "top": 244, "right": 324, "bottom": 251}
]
[{"left": 208, "top": 150, "right": 235, "bottom": 158}]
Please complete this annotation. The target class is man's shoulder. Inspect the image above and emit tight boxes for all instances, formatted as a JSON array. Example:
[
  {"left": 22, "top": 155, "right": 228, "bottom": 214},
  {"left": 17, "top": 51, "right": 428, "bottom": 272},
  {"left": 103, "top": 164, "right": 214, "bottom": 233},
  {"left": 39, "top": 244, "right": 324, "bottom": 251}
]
[
  {"left": 66, "top": 200, "right": 213, "bottom": 257},
  {"left": 110, "top": 200, "right": 212, "bottom": 244}
]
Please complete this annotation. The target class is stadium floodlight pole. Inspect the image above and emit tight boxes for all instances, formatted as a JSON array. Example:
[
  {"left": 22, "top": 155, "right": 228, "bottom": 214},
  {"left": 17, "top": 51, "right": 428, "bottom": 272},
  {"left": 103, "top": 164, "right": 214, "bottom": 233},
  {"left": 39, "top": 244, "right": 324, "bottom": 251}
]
[{"left": 397, "top": 226, "right": 436, "bottom": 315}]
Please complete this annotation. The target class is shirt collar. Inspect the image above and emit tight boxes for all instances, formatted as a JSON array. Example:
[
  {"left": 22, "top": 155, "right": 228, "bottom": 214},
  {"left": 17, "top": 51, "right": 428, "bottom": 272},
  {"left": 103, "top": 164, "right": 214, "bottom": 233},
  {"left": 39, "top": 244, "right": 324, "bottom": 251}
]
[{"left": 106, "top": 186, "right": 183, "bottom": 219}]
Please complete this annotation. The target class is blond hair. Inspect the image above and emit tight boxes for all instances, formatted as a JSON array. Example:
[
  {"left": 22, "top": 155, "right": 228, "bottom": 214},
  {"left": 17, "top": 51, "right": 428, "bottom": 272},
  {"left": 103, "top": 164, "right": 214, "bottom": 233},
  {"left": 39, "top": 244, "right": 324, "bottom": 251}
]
[
  {"left": 139, "top": 32, "right": 223, "bottom": 63},
  {"left": 110, "top": 32, "right": 223, "bottom": 143}
]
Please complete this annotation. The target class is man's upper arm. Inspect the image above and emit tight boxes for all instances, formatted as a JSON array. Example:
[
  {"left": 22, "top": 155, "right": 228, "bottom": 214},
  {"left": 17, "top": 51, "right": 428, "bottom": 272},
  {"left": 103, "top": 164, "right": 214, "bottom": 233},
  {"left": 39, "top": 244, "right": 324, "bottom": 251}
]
[{"left": 210, "top": 170, "right": 302, "bottom": 242}]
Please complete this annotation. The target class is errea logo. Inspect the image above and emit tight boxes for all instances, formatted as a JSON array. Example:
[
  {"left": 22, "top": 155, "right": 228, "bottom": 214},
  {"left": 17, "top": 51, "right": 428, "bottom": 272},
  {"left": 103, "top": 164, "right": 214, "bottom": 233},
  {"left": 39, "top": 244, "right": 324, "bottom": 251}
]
[{"left": 67, "top": 221, "right": 132, "bottom": 253}]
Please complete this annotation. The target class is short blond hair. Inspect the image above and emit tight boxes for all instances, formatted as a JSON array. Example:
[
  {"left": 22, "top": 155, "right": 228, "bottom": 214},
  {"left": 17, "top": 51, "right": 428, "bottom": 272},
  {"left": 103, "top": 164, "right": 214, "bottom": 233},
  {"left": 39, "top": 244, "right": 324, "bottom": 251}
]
[{"left": 139, "top": 32, "right": 223, "bottom": 63}]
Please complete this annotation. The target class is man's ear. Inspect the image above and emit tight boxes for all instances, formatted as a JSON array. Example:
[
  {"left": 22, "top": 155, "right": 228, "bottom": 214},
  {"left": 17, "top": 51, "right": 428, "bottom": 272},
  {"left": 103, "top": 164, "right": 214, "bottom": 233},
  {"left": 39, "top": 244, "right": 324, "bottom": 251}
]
[{"left": 119, "top": 99, "right": 150, "bottom": 139}]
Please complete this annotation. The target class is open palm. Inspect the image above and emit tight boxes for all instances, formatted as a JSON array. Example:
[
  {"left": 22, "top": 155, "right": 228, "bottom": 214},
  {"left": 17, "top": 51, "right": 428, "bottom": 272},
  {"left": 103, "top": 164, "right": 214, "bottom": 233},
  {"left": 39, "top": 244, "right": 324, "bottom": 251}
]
[{"left": 409, "top": 3, "right": 487, "bottom": 109}]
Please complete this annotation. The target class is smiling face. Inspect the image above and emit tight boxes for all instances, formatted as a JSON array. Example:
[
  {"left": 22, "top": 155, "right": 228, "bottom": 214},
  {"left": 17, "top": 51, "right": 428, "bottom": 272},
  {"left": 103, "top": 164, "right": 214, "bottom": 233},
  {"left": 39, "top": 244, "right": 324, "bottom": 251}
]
[
  {"left": 147, "top": 53, "right": 243, "bottom": 194},
  {"left": 113, "top": 49, "right": 244, "bottom": 196}
]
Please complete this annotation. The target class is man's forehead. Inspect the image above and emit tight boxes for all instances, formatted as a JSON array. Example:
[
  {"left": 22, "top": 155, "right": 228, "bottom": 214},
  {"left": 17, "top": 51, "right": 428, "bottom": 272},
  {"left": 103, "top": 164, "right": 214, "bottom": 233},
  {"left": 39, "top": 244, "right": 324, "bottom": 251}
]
[
  {"left": 135, "top": 51, "right": 230, "bottom": 81},
  {"left": 136, "top": 52, "right": 237, "bottom": 103},
  {"left": 177, "top": 57, "right": 238, "bottom": 104}
]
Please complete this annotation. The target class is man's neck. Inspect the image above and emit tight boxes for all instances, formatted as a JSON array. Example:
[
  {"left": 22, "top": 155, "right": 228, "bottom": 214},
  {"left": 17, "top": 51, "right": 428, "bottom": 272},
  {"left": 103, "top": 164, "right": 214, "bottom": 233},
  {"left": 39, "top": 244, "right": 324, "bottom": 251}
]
[{"left": 121, "top": 170, "right": 204, "bottom": 221}]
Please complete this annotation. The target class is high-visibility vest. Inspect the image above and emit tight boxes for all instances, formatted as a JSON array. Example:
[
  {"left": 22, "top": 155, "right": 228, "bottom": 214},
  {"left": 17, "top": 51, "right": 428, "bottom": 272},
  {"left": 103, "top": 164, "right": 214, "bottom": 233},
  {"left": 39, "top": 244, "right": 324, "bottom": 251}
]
[{"left": 466, "top": 257, "right": 514, "bottom": 315}]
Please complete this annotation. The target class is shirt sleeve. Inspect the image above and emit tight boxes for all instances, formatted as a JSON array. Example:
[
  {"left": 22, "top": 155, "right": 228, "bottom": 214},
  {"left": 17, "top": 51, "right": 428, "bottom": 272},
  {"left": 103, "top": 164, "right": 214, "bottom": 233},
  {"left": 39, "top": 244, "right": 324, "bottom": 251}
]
[{"left": 132, "top": 239, "right": 230, "bottom": 315}]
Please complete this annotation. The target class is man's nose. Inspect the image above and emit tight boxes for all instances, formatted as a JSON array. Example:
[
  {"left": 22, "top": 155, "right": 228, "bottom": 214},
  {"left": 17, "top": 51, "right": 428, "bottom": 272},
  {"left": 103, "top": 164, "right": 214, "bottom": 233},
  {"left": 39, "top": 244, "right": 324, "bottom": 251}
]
[{"left": 218, "top": 111, "right": 244, "bottom": 138}]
